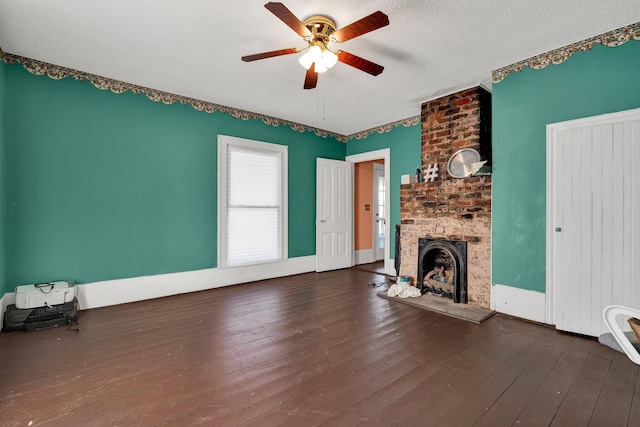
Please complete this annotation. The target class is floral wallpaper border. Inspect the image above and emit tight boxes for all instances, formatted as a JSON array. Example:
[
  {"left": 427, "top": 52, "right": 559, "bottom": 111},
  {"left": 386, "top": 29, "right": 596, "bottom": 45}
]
[
  {"left": 0, "top": 50, "right": 419, "bottom": 142},
  {"left": 3, "top": 22, "right": 639, "bottom": 138},
  {"left": 493, "top": 22, "right": 640, "bottom": 83},
  {"left": 350, "top": 115, "right": 421, "bottom": 140}
]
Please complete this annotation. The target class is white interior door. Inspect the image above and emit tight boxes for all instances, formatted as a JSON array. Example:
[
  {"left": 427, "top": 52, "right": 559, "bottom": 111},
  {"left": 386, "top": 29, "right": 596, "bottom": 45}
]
[
  {"left": 548, "top": 108, "right": 640, "bottom": 336},
  {"left": 373, "top": 163, "right": 385, "bottom": 261},
  {"left": 316, "top": 158, "right": 353, "bottom": 272}
]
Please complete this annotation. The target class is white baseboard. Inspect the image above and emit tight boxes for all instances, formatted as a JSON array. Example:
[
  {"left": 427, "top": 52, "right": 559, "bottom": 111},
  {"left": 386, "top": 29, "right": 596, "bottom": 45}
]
[
  {"left": 77, "top": 255, "right": 316, "bottom": 310},
  {"left": 354, "top": 249, "right": 375, "bottom": 265},
  {"left": 0, "top": 257, "right": 315, "bottom": 330},
  {"left": 493, "top": 284, "right": 546, "bottom": 324}
]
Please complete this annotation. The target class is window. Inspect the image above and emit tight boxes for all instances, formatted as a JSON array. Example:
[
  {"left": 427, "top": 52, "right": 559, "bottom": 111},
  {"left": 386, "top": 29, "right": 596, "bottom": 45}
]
[{"left": 218, "top": 135, "right": 288, "bottom": 267}]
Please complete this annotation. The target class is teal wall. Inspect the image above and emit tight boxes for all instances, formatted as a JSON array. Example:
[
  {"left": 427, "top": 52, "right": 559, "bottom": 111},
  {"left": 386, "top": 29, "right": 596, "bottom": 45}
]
[
  {"left": 0, "top": 61, "right": 5, "bottom": 293},
  {"left": 7, "top": 38, "right": 637, "bottom": 299},
  {"left": 346, "top": 124, "right": 422, "bottom": 258},
  {"left": 492, "top": 41, "right": 640, "bottom": 293},
  {"left": 2, "top": 62, "right": 345, "bottom": 293}
]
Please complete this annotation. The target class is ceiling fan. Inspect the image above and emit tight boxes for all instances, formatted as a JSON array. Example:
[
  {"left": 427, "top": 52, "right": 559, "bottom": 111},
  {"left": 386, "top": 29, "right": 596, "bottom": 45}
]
[{"left": 241, "top": 2, "right": 389, "bottom": 89}]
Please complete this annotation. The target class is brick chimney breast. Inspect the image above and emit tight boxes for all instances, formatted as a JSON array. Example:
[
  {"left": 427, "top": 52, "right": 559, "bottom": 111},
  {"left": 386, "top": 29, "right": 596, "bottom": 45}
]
[{"left": 400, "top": 86, "right": 492, "bottom": 308}]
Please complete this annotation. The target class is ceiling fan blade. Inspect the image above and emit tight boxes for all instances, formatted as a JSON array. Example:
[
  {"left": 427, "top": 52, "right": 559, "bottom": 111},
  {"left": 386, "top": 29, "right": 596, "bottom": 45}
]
[
  {"left": 303, "top": 63, "right": 318, "bottom": 89},
  {"left": 332, "top": 11, "right": 389, "bottom": 43},
  {"left": 265, "top": 2, "right": 311, "bottom": 38},
  {"left": 242, "top": 47, "right": 299, "bottom": 62},
  {"left": 337, "top": 51, "right": 384, "bottom": 76}
]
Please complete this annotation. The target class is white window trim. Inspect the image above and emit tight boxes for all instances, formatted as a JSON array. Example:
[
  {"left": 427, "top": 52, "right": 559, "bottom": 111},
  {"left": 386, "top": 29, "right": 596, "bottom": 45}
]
[{"left": 217, "top": 135, "right": 288, "bottom": 269}]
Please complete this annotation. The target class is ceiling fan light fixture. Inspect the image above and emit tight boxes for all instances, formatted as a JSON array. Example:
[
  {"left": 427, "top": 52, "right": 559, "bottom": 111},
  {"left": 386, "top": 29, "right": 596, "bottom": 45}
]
[
  {"left": 298, "top": 44, "right": 336, "bottom": 72},
  {"left": 298, "top": 52, "right": 313, "bottom": 70},
  {"left": 314, "top": 60, "right": 328, "bottom": 73},
  {"left": 323, "top": 49, "right": 338, "bottom": 68},
  {"left": 242, "top": 4, "right": 388, "bottom": 89},
  {"left": 298, "top": 45, "right": 322, "bottom": 69}
]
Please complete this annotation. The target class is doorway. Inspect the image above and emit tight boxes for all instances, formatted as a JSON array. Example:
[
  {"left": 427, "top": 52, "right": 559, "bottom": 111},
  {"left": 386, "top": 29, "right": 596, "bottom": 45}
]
[
  {"left": 346, "top": 149, "right": 391, "bottom": 275},
  {"left": 373, "top": 163, "right": 385, "bottom": 261}
]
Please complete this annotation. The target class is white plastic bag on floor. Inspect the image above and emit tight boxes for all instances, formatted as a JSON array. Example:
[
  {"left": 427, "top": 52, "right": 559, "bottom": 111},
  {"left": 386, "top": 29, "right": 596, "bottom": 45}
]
[{"left": 387, "top": 282, "right": 421, "bottom": 298}]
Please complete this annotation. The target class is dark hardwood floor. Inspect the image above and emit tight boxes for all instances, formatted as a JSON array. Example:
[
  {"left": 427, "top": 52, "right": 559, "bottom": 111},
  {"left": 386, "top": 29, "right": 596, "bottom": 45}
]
[
  {"left": 1, "top": 267, "right": 638, "bottom": 426},
  {"left": 354, "top": 261, "right": 386, "bottom": 275}
]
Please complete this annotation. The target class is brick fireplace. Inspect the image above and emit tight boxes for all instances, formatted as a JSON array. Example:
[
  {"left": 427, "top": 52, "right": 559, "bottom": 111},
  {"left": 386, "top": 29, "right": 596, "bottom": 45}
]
[{"left": 399, "top": 86, "right": 492, "bottom": 308}]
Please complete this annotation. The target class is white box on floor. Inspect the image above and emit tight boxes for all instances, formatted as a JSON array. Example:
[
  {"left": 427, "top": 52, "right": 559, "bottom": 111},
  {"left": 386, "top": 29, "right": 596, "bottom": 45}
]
[{"left": 15, "top": 281, "right": 77, "bottom": 309}]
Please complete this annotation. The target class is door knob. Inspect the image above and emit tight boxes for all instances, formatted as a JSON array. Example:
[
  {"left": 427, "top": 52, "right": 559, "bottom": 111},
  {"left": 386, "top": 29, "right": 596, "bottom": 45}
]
[{"left": 555, "top": 227, "right": 562, "bottom": 232}]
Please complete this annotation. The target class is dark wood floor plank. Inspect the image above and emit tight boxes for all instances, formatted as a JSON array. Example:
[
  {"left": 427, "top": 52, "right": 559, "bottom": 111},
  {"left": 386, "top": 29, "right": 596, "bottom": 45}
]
[
  {"left": 588, "top": 351, "right": 638, "bottom": 427},
  {"left": 351, "top": 316, "right": 523, "bottom": 425},
  {"left": 318, "top": 319, "right": 497, "bottom": 425},
  {"left": 550, "top": 351, "right": 612, "bottom": 426},
  {"left": 166, "top": 311, "right": 431, "bottom": 425},
  {"left": 212, "top": 309, "right": 481, "bottom": 426},
  {"left": 367, "top": 317, "right": 536, "bottom": 426},
  {"left": 321, "top": 331, "right": 476, "bottom": 422},
  {"left": 143, "top": 276, "right": 416, "bottom": 426},
  {"left": 239, "top": 347, "right": 426, "bottom": 427},
  {"left": 354, "top": 317, "right": 527, "bottom": 426},
  {"left": 471, "top": 329, "right": 575, "bottom": 426},
  {"left": 513, "top": 335, "right": 596, "bottom": 426},
  {"left": 281, "top": 315, "right": 469, "bottom": 411},
  {"left": 1, "top": 272, "right": 389, "bottom": 387},
  {"left": 1, "top": 267, "right": 638, "bottom": 427},
  {"left": 629, "top": 359, "right": 640, "bottom": 427},
  {"left": 1, "top": 272, "right": 384, "bottom": 426},
  {"left": 434, "top": 324, "right": 569, "bottom": 427},
  {"left": 408, "top": 328, "right": 549, "bottom": 426}
]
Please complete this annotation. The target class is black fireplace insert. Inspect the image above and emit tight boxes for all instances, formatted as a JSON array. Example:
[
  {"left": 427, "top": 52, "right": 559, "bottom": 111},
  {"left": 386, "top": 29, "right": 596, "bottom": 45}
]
[{"left": 417, "top": 238, "right": 468, "bottom": 303}]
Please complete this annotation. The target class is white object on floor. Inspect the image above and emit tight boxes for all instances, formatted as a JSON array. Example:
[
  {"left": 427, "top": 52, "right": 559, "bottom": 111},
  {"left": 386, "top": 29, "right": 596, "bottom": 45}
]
[
  {"left": 387, "top": 282, "right": 421, "bottom": 298},
  {"left": 15, "top": 281, "right": 76, "bottom": 309},
  {"left": 602, "top": 305, "right": 640, "bottom": 365}
]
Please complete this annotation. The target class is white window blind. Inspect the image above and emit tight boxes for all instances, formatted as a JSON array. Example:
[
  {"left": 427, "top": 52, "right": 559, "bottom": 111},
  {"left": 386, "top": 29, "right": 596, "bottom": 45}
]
[{"left": 218, "top": 136, "right": 288, "bottom": 268}]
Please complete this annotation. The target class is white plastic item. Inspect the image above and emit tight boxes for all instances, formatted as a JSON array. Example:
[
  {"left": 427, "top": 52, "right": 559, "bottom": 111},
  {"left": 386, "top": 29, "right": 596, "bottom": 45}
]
[
  {"left": 401, "top": 174, "right": 414, "bottom": 185},
  {"left": 15, "top": 281, "right": 76, "bottom": 309},
  {"left": 602, "top": 305, "right": 640, "bottom": 365}
]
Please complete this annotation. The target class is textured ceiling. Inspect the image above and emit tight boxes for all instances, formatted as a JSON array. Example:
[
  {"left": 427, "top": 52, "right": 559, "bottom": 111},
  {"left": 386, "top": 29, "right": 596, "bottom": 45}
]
[{"left": 1, "top": 1, "right": 639, "bottom": 136}]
